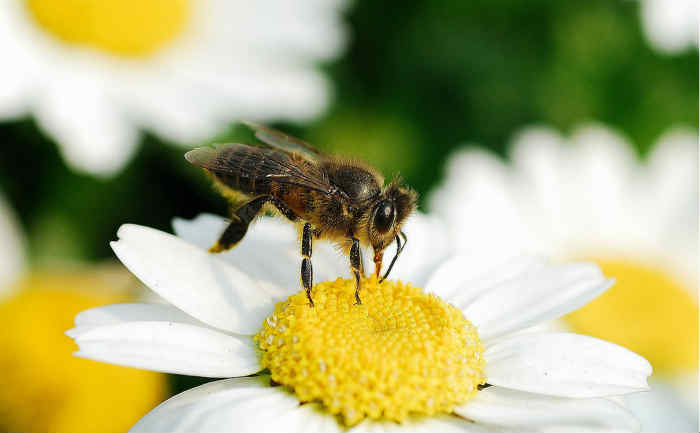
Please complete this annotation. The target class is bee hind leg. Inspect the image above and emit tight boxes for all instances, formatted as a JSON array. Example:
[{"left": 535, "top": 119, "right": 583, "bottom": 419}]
[{"left": 209, "top": 195, "right": 271, "bottom": 253}]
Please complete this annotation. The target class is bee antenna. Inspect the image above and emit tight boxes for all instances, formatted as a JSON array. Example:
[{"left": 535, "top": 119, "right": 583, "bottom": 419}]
[{"left": 379, "top": 231, "right": 407, "bottom": 282}]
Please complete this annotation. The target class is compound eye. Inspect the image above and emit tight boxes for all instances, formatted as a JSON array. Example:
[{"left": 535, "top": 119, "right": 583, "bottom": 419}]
[{"left": 373, "top": 200, "right": 395, "bottom": 233}]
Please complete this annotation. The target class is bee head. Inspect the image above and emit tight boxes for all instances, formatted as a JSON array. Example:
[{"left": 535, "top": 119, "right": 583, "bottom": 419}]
[{"left": 368, "top": 178, "right": 417, "bottom": 255}]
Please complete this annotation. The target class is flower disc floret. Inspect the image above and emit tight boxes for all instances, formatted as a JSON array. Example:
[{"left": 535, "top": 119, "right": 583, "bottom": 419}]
[{"left": 255, "top": 277, "right": 485, "bottom": 425}]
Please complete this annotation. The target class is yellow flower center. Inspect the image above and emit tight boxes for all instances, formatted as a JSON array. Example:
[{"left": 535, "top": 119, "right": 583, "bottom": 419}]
[
  {"left": 565, "top": 259, "right": 698, "bottom": 374},
  {"left": 25, "top": 0, "right": 189, "bottom": 57},
  {"left": 255, "top": 278, "right": 485, "bottom": 426},
  {"left": 0, "top": 271, "right": 168, "bottom": 433}
]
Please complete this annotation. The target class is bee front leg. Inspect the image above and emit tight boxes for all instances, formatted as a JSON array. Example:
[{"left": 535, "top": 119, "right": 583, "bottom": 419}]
[
  {"left": 301, "top": 222, "right": 314, "bottom": 307},
  {"left": 350, "top": 237, "right": 362, "bottom": 305}
]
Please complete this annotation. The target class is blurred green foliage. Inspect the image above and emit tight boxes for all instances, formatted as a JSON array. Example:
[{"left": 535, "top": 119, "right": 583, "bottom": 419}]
[{"left": 0, "top": 0, "right": 697, "bottom": 266}]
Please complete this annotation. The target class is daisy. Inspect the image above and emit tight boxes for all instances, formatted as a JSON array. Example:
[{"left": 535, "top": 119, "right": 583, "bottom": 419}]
[
  {"left": 0, "top": 0, "right": 347, "bottom": 175},
  {"left": 68, "top": 213, "right": 651, "bottom": 431},
  {"left": 639, "top": 0, "right": 698, "bottom": 54},
  {"left": 429, "top": 123, "right": 697, "bottom": 431},
  {"left": 0, "top": 266, "right": 169, "bottom": 433}
]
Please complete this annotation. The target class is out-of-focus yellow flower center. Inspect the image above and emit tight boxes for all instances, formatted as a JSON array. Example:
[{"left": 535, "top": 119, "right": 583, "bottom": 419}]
[
  {"left": 565, "top": 259, "right": 698, "bottom": 374},
  {"left": 255, "top": 277, "right": 485, "bottom": 426},
  {"left": 25, "top": 0, "right": 189, "bottom": 57},
  {"left": 0, "top": 271, "right": 168, "bottom": 433}
]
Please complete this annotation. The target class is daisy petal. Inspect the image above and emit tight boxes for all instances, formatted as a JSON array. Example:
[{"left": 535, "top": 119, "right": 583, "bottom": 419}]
[
  {"left": 130, "top": 376, "right": 342, "bottom": 433},
  {"left": 461, "top": 262, "right": 613, "bottom": 340},
  {"left": 34, "top": 73, "right": 139, "bottom": 176},
  {"left": 72, "top": 321, "right": 260, "bottom": 378},
  {"left": 173, "top": 214, "right": 356, "bottom": 292},
  {"left": 455, "top": 386, "right": 639, "bottom": 431},
  {"left": 382, "top": 213, "right": 451, "bottom": 287},
  {"left": 67, "top": 302, "right": 203, "bottom": 338},
  {"left": 172, "top": 214, "right": 302, "bottom": 292},
  {"left": 426, "top": 255, "right": 546, "bottom": 303},
  {"left": 624, "top": 377, "right": 698, "bottom": 432},
  {"left": 353, "top": 415, "right": 497, "bottom": 432},
  {"left": 484, "top": 332, "right": 652, "bottom": 398},
  {"left": 111, "top": 224, "right": 274, "bottom": 334}
]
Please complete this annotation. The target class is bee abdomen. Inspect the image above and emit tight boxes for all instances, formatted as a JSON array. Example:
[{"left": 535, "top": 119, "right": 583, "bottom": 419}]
[{"left": 215, "top": 171, "right": 271, "bottom": 196}]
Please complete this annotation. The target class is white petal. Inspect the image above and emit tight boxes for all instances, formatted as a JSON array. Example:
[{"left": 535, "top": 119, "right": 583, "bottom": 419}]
[
  {"left": 71, "top": 321, "right": 260, "bottom": 378},
  {"left": 383, "top": 212, "right": 451, "bottom": 287},
  {"left": 0, "top": 0, "right": 38, "bottom": 119},
  {"left": 564, "top": 125, "right": 640, "bottom": 242},
  {"left": 461, "top": 262, "right": 613, "bottom": 340},
  {"left": 34, "top": 73, "right": 139, "bottom": 176},
  {"left": 624, "top": 377, "right": 698, "bottom": 432},
  {"left": 484, "top": 332, "right": 652, "bottom": 398},
  {"left": 428, "top": 148, "right": 540, "bottom": 257},
  {"left": 111, "top": 224, "right": 275, "bottom": 334},
  {"left": 426, "top": 255, "right": 546, "bottom": 303},
  {"left": 455, "top": 386, "right": 639, "bottom": 431},
  {"left": 640, "top": 0, "right": 698, "bottom": 53},
  {"left": 173, "top": 214, "right": 359, "bottom": 291},
  {"left": 130, "top": 376, "right": 341, "bottom": 433},
  {"left": 644, "top": 128, "right": 698, "bottom": 243},
  {"left": 68, "top": 302, "right": 202, "bottom": 337},
  {"left": 352, "top": 415, "right": 495, "bottom": 433},
  {"left": 173, "top": 214, "right": 300, "bottom": 293},
  {"left": 510, "top": 125, "right": 641, "bottom": 250}
]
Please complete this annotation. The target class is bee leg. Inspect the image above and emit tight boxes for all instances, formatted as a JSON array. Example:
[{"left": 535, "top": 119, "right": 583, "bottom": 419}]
[
  {"left": 210, "top": 196, "right": 270, "bottom": 253},
  {"left": 350, "top": 237, "right": 362, "bottom": 305},
  {"left": 269, "top": 198, "right": 299, "bottom": 222},
  {"left": 301, "top": 222, "right": 314, "bottom": 307}
]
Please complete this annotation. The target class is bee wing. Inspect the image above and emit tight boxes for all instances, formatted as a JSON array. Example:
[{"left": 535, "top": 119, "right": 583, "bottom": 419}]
[
  {"left": 185, "top": 143, "right": 335, "bottom": 195},
  {"left": 243, "top": 121, "right": 325, "bottom": 158}
]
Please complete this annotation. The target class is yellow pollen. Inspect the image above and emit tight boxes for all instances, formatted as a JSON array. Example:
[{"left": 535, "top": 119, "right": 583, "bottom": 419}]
[
  {"left": 254, "top": 277, "right": 485, "bottom": 426},
  {"left": 25, "top": 0, "right": 189, "bottom": 57},
  {"left": 565, "top": 259, "right": 698, "bottom": 374}
]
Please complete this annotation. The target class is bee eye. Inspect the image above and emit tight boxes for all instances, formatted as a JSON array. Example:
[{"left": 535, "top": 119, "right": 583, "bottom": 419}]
[{"left": 373, "top": 200, "right": 395, "bottom": 233}]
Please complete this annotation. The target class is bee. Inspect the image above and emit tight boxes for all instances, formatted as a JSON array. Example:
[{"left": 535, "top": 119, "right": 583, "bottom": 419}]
[{"left": 185, "top": 123, "right": 417, "bottom": 306}]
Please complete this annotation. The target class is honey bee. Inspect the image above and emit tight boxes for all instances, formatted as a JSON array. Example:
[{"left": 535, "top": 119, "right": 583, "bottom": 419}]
[{"left": 185, "top": 123, "right": 417, "bottom": 306}]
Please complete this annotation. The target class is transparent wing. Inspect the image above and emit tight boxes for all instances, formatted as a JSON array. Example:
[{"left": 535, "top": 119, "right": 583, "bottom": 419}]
[
  {"left": 243, "top": 121, "right": 325, "bottom": 158},
  {"left": 185, "top": 143, "right": 334, "bottom": 195}
]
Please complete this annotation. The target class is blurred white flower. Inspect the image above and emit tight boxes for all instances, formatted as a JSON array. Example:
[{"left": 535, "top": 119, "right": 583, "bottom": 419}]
[
  {"left": 429, "top": 124, "right": 698, "bottom": 432},
  {"left": 0, "top": 191, "right": 25, "bottom": 296},
  {"left": 640, "top": 0, "right": 698, "bottom": 54},
  {"left": 67, "top": 214, "right": 651, "bottom": 431},
  {"left": 0, "top": 0, "right": 347, "bottom": 175}
]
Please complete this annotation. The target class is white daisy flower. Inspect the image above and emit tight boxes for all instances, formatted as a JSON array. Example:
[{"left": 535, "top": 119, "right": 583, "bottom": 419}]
[
  {"left": 68, "top": 213, "right": 651, "bottom": 432},
  {"left": 429, "top": 124, "right": 697, "bottom": 431},
  {"left": 0, "top": 0, "right": 347, "bottom": 175},
  {"left": 639, "top": 0, "right": 698, "bottom": 54}
]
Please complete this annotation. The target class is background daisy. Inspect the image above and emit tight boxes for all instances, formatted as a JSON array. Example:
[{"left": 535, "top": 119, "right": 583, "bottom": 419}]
[
  {"left": 0, "top": 267, "right": 168, "bottom": 433},
  {"left": 429, "top": 123, "right": 698, "bottom": 432},
  {"left": 0, "top": 0, "right": 347, "bottom": 175},
  {"left": 0, "top": 192, "right": 168, "bottom": 432},
  {"left": 639, "top": 0, "right": 698, "bottom": 54}
]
